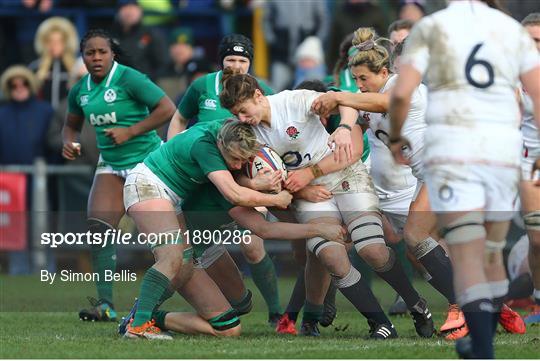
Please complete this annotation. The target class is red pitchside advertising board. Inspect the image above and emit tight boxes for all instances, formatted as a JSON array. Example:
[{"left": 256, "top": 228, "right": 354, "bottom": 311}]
[{"left": 0, "top": 173, "right": 27, "bottom": 251}]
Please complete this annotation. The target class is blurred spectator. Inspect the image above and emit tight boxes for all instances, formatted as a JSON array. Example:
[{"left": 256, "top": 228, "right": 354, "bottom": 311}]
[
  {"left": 28, "top": 17, "right": 79, "bottom": 110},
  {"left": 398, "top": 0, "right": 426, "bottom": 22},
  {"left": 138, "top": 0, "right": 174, "bottom": 29},
  {"left": 111, "top": 0, "right": 168, "bottom": 80},
  {"left": 0, "top": 65, "right": 54, "bottom": 274},
  {"left": 387, "top": 19, "right": 414, "bottom": 45},
  {"left": 293, "top": 36, "right": 326, "bottom": 88},
  {"left": 327, "top": 0, "right": 388, "bottom": 73},
  {"left": 263, "top": 0, "right": 329, "bottom": 91},
  {"left": 46, "top": 58, "right": 98, "bottom": 234},
  {"left": 158, "top": 27, "right": 202, "bottom": 107}
]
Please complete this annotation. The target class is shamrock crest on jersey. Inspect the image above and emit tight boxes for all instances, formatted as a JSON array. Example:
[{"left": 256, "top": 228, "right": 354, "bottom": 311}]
[{"left": 104, "top": 89, "right": 117, "bottom": 103}]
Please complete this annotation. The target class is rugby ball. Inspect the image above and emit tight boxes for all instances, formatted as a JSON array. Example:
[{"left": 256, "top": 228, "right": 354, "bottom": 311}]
[{"left": 246, "top": 146, "right": 288, "bottom": 181}]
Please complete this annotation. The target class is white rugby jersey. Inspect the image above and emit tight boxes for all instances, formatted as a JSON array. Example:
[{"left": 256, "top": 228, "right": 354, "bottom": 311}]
[
  {"left": 401, "top": 0, "right": 540, "bottom": 167},
  {"left": 520, "top": 88, "right": 540, "bottom": 150},
  {"left": 253, "top": 90, "right": 331, "bottom": 171},
  {"left": 367, "top": 128, "right": 418, "bottom": 199},
  {"left": 365, "top": 74, "right": 427, "bottom": 150}
]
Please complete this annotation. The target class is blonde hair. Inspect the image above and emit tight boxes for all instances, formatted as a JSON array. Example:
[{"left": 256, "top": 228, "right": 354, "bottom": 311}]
[
  {"left": 349, "top": 27, "right": 391, "bottom": 74},
  {"left": 522, "top": 13, "right": 540, "bottom": 27},
  {"left": 0, "top": 65, "right": 38, "bottom": 100},
  {"left": 217, "top": 119, "right": 262, "bottom": 160},
  {"left": 34, "top": 17, "right": 79, "bottom": 84}
]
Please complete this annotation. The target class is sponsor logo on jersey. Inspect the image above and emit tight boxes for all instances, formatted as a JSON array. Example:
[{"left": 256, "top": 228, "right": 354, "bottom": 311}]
[
  {"left": 90, "top": 112, "right": 117, "bottom": 126},
  {"left": 80, "top": 95, "right": 89, "bottom": 106},
  {"left": 203, "top": 99, "right": 217, "bottom": 110},
  {"left": 104, "top": 89, "right": 117, "bottom": 103},
  {"left": 286, "top": 126, "right": 300, "bottom": 140},
  {"left": 438, "top": 185, "right": 453, "bottom": 202}
]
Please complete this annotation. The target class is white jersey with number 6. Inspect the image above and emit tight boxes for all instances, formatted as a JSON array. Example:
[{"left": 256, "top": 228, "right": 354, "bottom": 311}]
[{"left": 401, "top": 0, "right": 539, "bottom": 169}]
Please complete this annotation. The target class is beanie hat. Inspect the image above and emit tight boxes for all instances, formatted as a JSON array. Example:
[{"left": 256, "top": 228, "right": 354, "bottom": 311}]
[{"left": 218, "top": 33, "right": 253, "bottom": 65}]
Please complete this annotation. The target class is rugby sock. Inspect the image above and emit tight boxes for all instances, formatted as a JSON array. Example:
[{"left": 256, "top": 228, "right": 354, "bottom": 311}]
[
  {"left": 335, "top": 267, "right": 391, "bottom": 326},
  {"left": 490, "top": 280, "right": 509, "bottom": 335},
  {"left": 414, "top": 239, "right": 456, "bottom": 304},
  {"left": 302, "top": 301, "right": 323, "bottom": 323},
  {"left": 156, "top": 285, "right": 175, "bottom": 310},
  {"left": 248, "top": 254, "right": 282, "bottom": 314},
  {"left": 132, "top": 267, "right": 171, "bottom": 327},
  {"left": 230, "top": 289, "right": 253, "bottom": 316},
  {"left": 375, "top": 248, "right": 421, "bottom": 309},
  {"left": 392, "top": 241, "right": 414, "bottom": 281},
  {"left": 91, "top": 243, "right": 116, "bottom": 304},
  {"left": 152, "top": 310, "right": 169, "bottom": 330},
  {"left": 324, "top": 283, "right": 337, "bottom": 310},
  {"left": 534, "top": 289, "right": 540, "bottom": 305},
  {"left": 506, "top": 273, "right": 533, "bottom": 300},
  {"left": 462, "top": 299, "right": 495, "bottom": 359},
  {"left": 285, "top": 268, "right": 306, "bottom": 322}
]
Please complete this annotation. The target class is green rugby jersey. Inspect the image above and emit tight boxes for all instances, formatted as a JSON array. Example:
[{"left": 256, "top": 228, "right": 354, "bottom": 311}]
[
  {"left": 144, "top": 120, "right": 228, "bottom": 198},
  {"left": 68, "top": 62, "right": 164, "bottom": 170},
  {"left": 178, "top": 70, "right": 274, "bottom": 124}
]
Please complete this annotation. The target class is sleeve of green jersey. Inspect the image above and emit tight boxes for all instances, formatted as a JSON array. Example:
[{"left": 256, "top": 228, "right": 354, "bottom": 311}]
[
  {"left": 123, "top": 68, "right": 166, "bottom": 108},
  {"left": 258, "top": 79, "right": 274, "bottom": 95},
  {"left": 67, "top": 82, "right": 84, "bottom": 116},
  {"left": 178, "top": 76, "right": 204, "bottom": 119},
  {"left": 190, "top": 137, "right": 229, "bottom": 175}
]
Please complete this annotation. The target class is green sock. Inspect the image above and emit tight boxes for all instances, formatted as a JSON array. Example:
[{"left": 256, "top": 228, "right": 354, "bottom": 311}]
[
  {"left": 230, "top": 289, "right": 253, "bottom": 316},
  {"left": 91, "top": 243, "right": 116, "bottom": 303},
  {"left": 302, "top": 301, "right": 323, "bottom": 323},
  {"left": 248, "top": 254, "right": 282, "bottom": 314},
  {"left": 132, "top": 268, "right": 171, "bottom": 327},
  {"left": 155, "top": 286, "right": 175, "bottom": 311},
  {"left": 151, "top": 310, "right": 169, "bottom": 330}
]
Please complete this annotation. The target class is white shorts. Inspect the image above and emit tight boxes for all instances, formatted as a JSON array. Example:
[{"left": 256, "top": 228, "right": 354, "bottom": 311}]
[
  {"left": 123, "top": 163, "right": 183, "bottom": 214},
  {"left": 95, "top": 155, "right": 131, "bottom": 179},
  {"left": 425, "top": 163, "right": 520, "bottom": 222},
  {"left": 293, "top": 192, "right": 379, "bottom": 225},
  {"left": 507, "top": 234, "right": 529, "bottom": 281},
  {"left": 521, "top": 144, "right": 540, "bottom": 181},
  {"left": 379, "top": 187, "right": 415, "bottom": 234}
]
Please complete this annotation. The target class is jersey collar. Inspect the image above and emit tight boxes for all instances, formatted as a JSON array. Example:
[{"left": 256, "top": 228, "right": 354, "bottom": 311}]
[
  {"left": 215, "top": 70, "right": 222, "bottom": 95},
  {"left": 86, "top": 61, "right": 119, "bottom": 91}
]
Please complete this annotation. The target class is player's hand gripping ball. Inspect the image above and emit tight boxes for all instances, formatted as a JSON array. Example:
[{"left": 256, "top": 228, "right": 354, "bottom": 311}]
[{"left": 245, "top": 146, "right": 288, "bottom": 193}]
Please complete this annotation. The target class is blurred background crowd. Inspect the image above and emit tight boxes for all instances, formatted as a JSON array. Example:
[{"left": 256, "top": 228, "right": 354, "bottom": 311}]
[{"left": 0, "top": 0, "right": 537, "bottom": 275}]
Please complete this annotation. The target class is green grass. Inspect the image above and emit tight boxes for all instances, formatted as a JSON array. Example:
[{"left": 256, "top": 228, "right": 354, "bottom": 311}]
[{"left": 1, "top": 275, "right": 539, "bottom": 358}]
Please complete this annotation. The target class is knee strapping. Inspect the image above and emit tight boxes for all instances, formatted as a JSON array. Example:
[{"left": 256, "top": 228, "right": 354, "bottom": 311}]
[
  {"left": 208, "top": 308, "right": 240, "bottom": 331},
  {"left": 373, "top": 247, "right": 396, "bottom": 273},
  {"left": 457, "top": 283, "right": 493, "bottom": 307},
  {"left": 485, "top": 239, "right": 506, "bottom": 255},
  {"left": 524, "top": 211, "right": 540, "bottom": 231},
  {"left": 348, "top": 214, "right": 385, "bottom": 252},
  {"left": 332, "top": 266, "right": 361, "bottom": 288},
  {"left": 412, "top": 237, "right": 439, "bottom": 259},
  {"left": 441, "top": 213, "right": 486, "bottom": 244},
  {"left": 307, "top": 236, "right": 342, "bottom": 256}
]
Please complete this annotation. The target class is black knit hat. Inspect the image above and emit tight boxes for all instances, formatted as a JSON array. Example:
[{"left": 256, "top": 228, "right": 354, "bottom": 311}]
[{"left": 218, "top": 34, "right": 253, "bottom": 66}]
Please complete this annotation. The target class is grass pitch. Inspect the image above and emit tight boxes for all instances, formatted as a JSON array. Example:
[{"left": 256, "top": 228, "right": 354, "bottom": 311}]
[{"left": 1, "top": 275, "right": 538, "bottom": 358}]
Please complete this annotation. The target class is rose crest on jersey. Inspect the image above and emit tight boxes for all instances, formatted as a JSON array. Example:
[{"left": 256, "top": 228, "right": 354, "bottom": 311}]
[
  {"left": 286, "top": 126, "right": 300, "bottom": 140},
  {"left": 342, "top": 181, "right": 350, "bottom": 192},
  {"left": 104, "top": 89, "right": 117, "bottom": 103}
]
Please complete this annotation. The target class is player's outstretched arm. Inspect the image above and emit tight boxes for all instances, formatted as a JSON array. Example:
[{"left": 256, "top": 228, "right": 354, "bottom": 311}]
[
  {"left": 229, "top": 206, "right": 347, "bottom": 244},
  {"left": 208, "top": 170, "right": 292, "bottom": 209}
]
